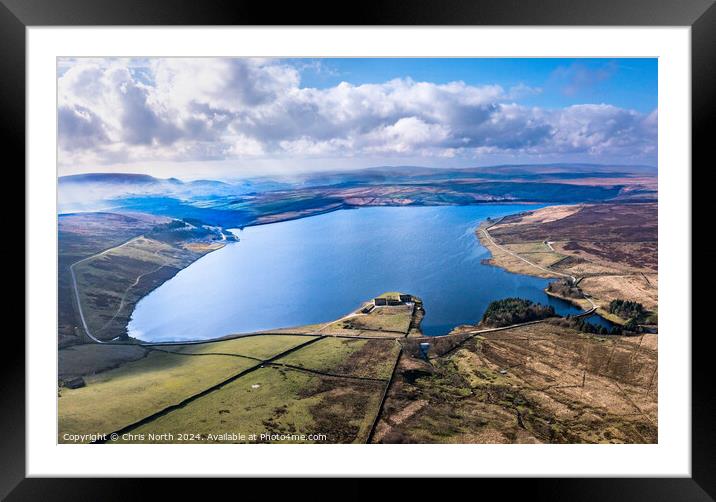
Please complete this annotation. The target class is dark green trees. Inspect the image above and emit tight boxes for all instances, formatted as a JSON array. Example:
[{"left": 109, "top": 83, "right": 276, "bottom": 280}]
[{"left": 482, "top": 298, "right": 555, "bottom": 327}]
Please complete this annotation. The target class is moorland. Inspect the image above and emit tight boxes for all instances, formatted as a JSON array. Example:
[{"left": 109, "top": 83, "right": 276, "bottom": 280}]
[{"left": 57, "top": 163, "right": 658, "bottom": 443}]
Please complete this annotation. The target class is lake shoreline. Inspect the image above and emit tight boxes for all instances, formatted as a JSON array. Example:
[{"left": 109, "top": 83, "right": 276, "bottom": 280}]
[
  {"left": 127, "top": 204, "right": 591, "bottom": 343},
  {"left": 72, "top": 201, "right": 610, "bottom": 347},
  {"left": 474, "top": 203, "right": 658, "bottom": 330},
  {"left": 234, "top": 199, "right": 563, "bottom": 230}
]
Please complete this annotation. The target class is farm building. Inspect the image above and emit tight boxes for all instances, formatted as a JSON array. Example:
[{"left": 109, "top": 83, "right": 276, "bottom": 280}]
[
  {"left": 374, "top": 297, "right": 405, "bottom": 306},
  {"left": 373, "top": 293, "right": 412, "bottom": 306}
]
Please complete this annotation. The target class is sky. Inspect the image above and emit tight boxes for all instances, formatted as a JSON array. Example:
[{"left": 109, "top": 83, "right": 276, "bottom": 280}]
[{"left": 57, "top": 57, "right": 657, "bottom": 179}]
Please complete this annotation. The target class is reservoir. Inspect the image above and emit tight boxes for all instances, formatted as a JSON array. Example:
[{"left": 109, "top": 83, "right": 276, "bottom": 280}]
[{"left": 128, "top": 205, "right": 589, "bottom": 342}]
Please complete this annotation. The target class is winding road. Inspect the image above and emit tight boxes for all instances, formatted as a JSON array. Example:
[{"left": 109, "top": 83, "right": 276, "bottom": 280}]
[
  {"left": 94, "top": 252, "right": 171, "bottom": 336},
  {"left": 480, "top": 219, "right": 597, "bottom": 312},
  {"left": 70, "top": 236, "right": 146, "bottom": 344}
]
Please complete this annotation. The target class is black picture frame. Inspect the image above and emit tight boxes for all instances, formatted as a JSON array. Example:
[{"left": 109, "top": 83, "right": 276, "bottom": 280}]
[{"left": 3, "top": 0, "right": 709, "bottom": 498}]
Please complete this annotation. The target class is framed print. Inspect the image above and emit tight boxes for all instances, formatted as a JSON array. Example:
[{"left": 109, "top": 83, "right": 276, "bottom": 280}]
[{"left": 4, "top": 0, "right": 711, "bottom": 496}]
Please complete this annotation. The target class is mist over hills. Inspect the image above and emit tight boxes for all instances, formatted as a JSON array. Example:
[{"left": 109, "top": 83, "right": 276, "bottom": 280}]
[
  {"left": 60, "top": 162, "right": 656, "bottom": 189},
  {"left": 60, "top": 173, "right": 224, "bottom": 188},
  {"left": 58, "top": 163, "right": 657, "bottom": 224}
]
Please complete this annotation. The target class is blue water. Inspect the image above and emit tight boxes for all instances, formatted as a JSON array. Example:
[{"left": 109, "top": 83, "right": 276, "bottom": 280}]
[
  {"left": 128, "top": 205, "right": 588, "bottom": 342},
  {"left": 582, "top": 313, "right": 618, "bottom": 331}
]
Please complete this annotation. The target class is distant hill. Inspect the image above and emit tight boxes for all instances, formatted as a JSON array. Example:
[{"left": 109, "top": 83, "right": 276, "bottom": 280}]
[
  {"left": 59, "top": 173, "right": 175, "bottom": 185},
  {"left": 59, "top": 163, "right": 656, "bottom": 188},
  {"left": 57, "top": 163, "right": 656, "bottom": 215},
  {"left": 59, "top": 173, "right": 237, "bottom": 189},
  {"left": 296, "top": 163, "right": 657, "bottom": 188},
  {"left": 344, "top": 163, "right": 657, "bottom": 177},
  {"left": 458, "top": 162, "right": 655, "bottom": 174},
  {"left": 58, "top": 173, "right": 237, "bottom": 213}
]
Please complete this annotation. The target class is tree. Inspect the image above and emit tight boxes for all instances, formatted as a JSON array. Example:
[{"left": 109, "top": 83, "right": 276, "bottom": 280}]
[
  {"left": 608, "top": 299, "right": 645, "bottom": 321},
  {"left": 623, "top": 318, "right": 641, "bottom": 333},
  {"left": 482, "top": 298, "right": 555, "bottom": 327}
]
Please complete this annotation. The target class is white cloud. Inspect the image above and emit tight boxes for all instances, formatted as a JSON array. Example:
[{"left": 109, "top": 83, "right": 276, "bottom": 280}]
[
  {"left": 362, "top": 117, "right": 451, "bottom": 154},
  {"left": 57, "top": 58, "right": 657, "bottom": 169}
]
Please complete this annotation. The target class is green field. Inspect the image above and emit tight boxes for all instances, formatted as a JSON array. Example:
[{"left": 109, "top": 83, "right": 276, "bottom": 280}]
[
  {"left": 502, "top": 241, "right": 553, "bottom": 253},
  {"left": 111, "top": 367, "right": 384, "bottom": 444},
  {"left": 342, "top": 306, "right": 413, "bottom": 333},
  {"left": 58, "top": 333, "right": 397, "bottom": 443},
  {"left": 58, "top": 351, "right": 257, "bottom": 441},
  {"left": 58, "top": 289, "right": 417, "bottom": 443},
  {"left": 158, "top": 335, "right": 316, "bottom": 359},
  {"left": 278, "top": 337, "right": 400, "bottom": 379}
]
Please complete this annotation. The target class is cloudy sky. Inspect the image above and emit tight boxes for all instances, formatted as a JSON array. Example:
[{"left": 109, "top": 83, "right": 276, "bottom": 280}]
[{"left": 58, "top": 57, "right": 657, "bottom": 179}]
